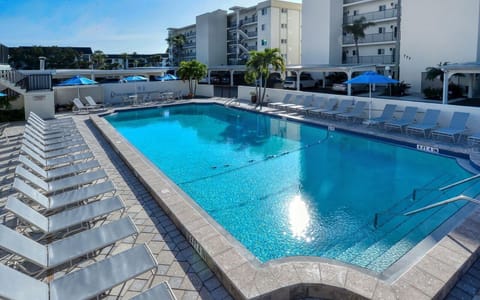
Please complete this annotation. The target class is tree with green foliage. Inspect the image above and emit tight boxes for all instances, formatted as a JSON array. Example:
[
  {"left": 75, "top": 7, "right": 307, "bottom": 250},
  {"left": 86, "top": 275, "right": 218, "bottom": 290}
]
[
  {"left": 120, "top": 52, "right": 129, "bottom": 69},
  {"left": 177, "top": 60, "right": 207, "bottom": 97},
  {"left": 244, "top": 48, "right": 285, "bottom": 109},
  {"left": 343, "top": 17, "right": 375, "bottom": 64},
  {"left": 91, "top": 50, "right": 106, "bottom": 69},
  {"left": 166, "top": 34, "right": 186, "bottom": 66}
]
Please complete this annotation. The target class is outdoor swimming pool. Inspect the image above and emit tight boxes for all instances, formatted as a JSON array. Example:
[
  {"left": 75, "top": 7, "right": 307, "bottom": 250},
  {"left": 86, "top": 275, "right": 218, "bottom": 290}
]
[{"left": 106, "top": 104, "right": 474, "bottom": 273}]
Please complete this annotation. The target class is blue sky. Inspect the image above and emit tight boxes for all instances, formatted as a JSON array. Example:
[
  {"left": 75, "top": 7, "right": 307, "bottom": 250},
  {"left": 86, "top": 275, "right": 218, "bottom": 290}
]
[{"left": 0, "top": 0, "right": 301, "bottom": 54}]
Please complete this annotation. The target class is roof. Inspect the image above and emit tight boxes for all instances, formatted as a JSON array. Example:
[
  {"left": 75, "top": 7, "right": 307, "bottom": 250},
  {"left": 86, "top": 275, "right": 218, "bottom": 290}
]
[
  {"left": 285, "top": 64, "right": 376, "bottom": 73},
  {"left": 440, "top": 62, "right": 480, "bottom": 74},
  {"left": 13, "top": 46, "right": 93, "bottom": 54}
]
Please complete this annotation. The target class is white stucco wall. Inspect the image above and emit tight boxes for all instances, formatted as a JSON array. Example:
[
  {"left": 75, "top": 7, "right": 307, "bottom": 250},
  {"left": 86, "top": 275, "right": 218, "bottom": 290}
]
[
  {"left": 236, "top": 85, "right": 480, "bottom": 131},
  {"left": 196, "top": 10, "right": 227, "bottom": 66},
  {"left": 400, "top": 0, "right": 480, "bottom": 94},
  {"left": 24, "top": 91, "right": 55, "bottom": 119},
  {"left": 301, "top": 0, "right": 342, "bottom": 65}
]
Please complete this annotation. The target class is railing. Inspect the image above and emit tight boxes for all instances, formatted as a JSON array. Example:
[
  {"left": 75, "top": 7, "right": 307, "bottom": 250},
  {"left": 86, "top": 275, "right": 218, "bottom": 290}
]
[
  {"left": 183, "top": 42, "right": 196, "bottom": 48},
  {"left": 343, "top": 55, "right": 394, "bottom": 64},
  {"left": 239, "top": 17, "right": 257, "bottom": 26},
  {"left": 344, "top": 8, "right": 398, "bottom": 24},
  {"left": 344, "top": 0, "right": 373, "bottom": 4},
  {"left": 0, "top": 69, "right": 52, "bottom": 91},
  {"left": 343, "top": 32, "right": 396, "bottom": 44},
  {"left": 404, "top": 195, "right": 480, "bottom": 216},
  {"left": 412, "top": 173, "right": 480, "bottom": 200}
]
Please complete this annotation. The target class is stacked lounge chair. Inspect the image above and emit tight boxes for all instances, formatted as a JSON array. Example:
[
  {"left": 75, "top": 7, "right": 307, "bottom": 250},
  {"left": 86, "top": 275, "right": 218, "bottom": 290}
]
[{"left": 0, "top": 112, "right": 176, "bottom": 299}]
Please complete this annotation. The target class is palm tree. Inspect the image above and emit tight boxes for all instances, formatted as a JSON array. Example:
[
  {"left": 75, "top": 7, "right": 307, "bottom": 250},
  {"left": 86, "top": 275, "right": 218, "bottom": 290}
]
[
  {"left": 177, "top": 60, "right": 207, "bottom": 97},
  {"left": 343, "top": 16, "right": 375, "bottom": 64},
  {"left": 425, "top": 62, "right": 449, "bottom": 82},
  {"left": 244, "top": 48, "right": 285, "bottom": 109},
  {"left": 166, "top": 34, "right": 186, "bottom": 66},
  {"left": 120, "top": 52, "right": 129, "bottom": 69},
  {"left": 91, "top": 50, "right": 106, "bottom": 69}
]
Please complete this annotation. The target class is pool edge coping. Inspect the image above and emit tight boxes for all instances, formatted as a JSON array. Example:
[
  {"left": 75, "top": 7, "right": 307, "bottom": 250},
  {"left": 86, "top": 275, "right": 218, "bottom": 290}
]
[{"left": 90, "top": 102, "right": 480, "bottom": 300}]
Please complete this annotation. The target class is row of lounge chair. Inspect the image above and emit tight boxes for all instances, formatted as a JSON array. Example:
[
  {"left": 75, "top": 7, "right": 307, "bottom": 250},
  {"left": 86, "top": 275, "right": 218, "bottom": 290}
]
[
  {"left": 267, "top": 94, "right": 474, "bottom": 143},
  {"left": 0, "top": 112, "right": 176, "bottom": 300}
]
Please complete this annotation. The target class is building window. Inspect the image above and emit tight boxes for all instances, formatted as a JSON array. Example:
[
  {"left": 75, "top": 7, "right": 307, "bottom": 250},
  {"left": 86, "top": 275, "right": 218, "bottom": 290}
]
[
  {"left": 261, "top": 39, "right": 267, "bottom": 46},
  {"left": 378, "top": 48, "right": 385, "bottom": 55},
  {"left": 353, "top": 10, "right": 358, "bottom": 16},
  {"left": 379, "top": 5, "right": 386, "bottom": 11},
  {"left": 378, "top": 27, "right": 385, "bottom": 34},
  {"left": 281, "top": 23, "right": 287, "bottom": 29},
  {"left": 281, "top": 39, "right": 287, "bottom": 44},
  {"left": 261, "top": 24, "right": 265, "bottom": 31},
  {"left": 281, "top": 8, "right": 288, "bottom": 13},
  {"left": 352, "top": 50, "right": 356, "bottom": 56},
  {"left": 261, "top": 8, "right": 267, "bottom": 15}
]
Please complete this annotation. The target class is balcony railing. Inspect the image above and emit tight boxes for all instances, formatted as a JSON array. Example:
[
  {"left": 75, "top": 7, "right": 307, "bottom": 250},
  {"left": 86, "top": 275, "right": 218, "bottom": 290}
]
[
  {"left": 343, "top": 55, "right": 394, "bottom": 64},
  {"left": 240, "top": 17, "right": 258, "bottom": 26},
  {"left": 344, "top": 8, "right": 398, "bottom": 24},
  {"left": 343, "top": 32, "right": 396, "bottom": 44},
  {"left": 183, "top": 42, "right": 196, "bottom": 48},
  {"left": 344, "top": 0, "right": 375, "bottom": 4}
]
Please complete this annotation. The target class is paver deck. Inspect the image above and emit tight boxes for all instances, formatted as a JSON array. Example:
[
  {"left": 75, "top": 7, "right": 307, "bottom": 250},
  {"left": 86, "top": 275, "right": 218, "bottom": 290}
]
[{"left": 1, "top": 97, "right": 480, "bottom": 299}]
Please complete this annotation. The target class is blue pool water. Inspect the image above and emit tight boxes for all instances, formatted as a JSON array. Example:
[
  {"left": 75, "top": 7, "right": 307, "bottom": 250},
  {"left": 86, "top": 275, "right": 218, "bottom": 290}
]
[{"left": 106, "top": 104, "right": 473, "bottom": 272}]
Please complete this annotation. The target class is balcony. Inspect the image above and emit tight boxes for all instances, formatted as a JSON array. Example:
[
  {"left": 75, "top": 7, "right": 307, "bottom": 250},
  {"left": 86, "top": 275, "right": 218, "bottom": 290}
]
[
  {"left": 344, "top": 8, "right": 398, "bottom": 24},
  {"left": 343, "top": 32, "right": 396, "bottom": 45},
  {"left": 183, "top": 42, "right": 196, "bottom": 48},
  {"left": 343, "top": 55, "right": 394, "bottom": 64},
  {"left": 344, "top": 0, "right": 376, "bottom": 4},
  {"left": 239, "top": 16, "right": 257, "bottom": 26}
]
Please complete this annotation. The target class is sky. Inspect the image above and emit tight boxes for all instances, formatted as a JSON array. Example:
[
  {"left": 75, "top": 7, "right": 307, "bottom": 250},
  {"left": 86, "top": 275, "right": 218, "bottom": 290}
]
[{"left": 0, "top": 0, "right": 301, "bottom": 54}]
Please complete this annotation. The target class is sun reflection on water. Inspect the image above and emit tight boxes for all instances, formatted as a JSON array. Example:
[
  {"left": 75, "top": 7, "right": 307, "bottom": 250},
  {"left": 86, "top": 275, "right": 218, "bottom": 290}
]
[{"left": 288, "top": 195, "right": 313, "bottom": 242}]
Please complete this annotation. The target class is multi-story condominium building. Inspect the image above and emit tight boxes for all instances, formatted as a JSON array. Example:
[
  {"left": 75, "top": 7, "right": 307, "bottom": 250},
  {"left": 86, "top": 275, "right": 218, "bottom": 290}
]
[
  {"left": 167, "top": 0, "right": 301, "bottom": 67},
  {"left": 302, "top": 0, "right": 480, "bottom": 94}
]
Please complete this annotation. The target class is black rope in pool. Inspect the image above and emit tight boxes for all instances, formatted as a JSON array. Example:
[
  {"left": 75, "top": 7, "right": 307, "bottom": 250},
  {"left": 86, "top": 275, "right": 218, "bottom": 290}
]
[{"left": 178, "top": 132, "right": 333, "bottom": 186}]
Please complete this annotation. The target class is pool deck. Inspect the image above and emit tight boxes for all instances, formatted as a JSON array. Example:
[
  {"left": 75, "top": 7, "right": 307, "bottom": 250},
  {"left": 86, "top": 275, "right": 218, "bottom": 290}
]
[{"left": 2, "top": 97, "right": 480, "bottom": 299}]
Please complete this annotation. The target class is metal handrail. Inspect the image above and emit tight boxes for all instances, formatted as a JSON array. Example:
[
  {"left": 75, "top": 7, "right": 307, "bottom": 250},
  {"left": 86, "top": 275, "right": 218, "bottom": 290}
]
[
  {"left": 412, "top": 173, "right": 480, "bottom": 200},
  {"left": 404, "top": 194, "right": 480, "bottom": 216},
  {"left": 439, "top": 173, "right": 480, "bottom": 192}
]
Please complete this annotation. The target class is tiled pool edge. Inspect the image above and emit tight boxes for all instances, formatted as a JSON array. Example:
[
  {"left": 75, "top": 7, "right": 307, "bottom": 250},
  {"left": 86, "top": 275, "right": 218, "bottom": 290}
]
[{"left": 91, "top": 110, "right": 480, "bottom": 300}]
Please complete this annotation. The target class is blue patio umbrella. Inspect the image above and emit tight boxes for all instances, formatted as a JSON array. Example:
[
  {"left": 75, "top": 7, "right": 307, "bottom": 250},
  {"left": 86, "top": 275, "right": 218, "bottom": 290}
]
[
  {"left": 0, "top": 92, "right": 6, "bottom": 97},
  {"left": 122, "top": 75, "right": 148, "bottom": 82},
  {"left": 57, "top": 75, "right": 98, "bottom": 98},
  {"left": 57, "top": 75, "right": 98, "bottom": 86},
  {"left": 344, "top": 71, "right": 398, "bottom": 120}
]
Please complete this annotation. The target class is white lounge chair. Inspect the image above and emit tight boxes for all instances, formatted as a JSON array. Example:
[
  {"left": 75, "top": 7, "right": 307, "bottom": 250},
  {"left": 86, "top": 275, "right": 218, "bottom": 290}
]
[
  {"left": 0, "top": 244, "right": 157, "bottom": 300},
  {"left": 29, "top": 112, "right": 74, "bottom": 126},
  {"left": 6, "top": 195, "right": 124, "bottom": 239},
  {"left": 384, "top": 106, "right": 418, "bottom": 133},
  {"left": 22, "top": 140, "right": 89, "bottom": 159},
  {"left": 23, "top": 133, "right": 86, "bottom": 152},
  {"left": 0, "top": 122, "right": 9, "bottom": 142},
  {"left": 24, "top": 127, "right": 84, "bottom": 147},
  {"left": 13, "top": 178, "right": 115, "bottom": 211},
  {"left": 131, "top": 281, "right": 177, "bottom": 300},
  {"left": 431, "top": 112, "right": 470, "bottom": 143},
  {"left": 368, "top": 104, "right": 397, "bottom": 126},
  {"left": 268, "top": 94, "right": 293, "bottom": 109},
  {"left": 15, "top": 165, "right": 107, "bottom": 194},
  {"left": 322, "top": 99, "right": 354, "bottom": 118},
  {"left": 0, "top": 217, "right": 137, "bottom": 276},
  {"left": 20, "top": 145, "right": 94, "bottom": 169},
  {"left": 84, "top": 96, "right": 105, "bottom": 109},
  {"left": 18, "top": 155, "right": 100, "bottom": 180},
  {"left": 73, "top": 98, "right": 91, "bottom": 114},
  {"left": 406, "top": 109, "right": 441, "bottom": 137},
  {"left": 308, "top": 97, "right": 338, "bottom": 115},
  {"left": 336, "top": 101, "right": 367, "bottom": 121}
]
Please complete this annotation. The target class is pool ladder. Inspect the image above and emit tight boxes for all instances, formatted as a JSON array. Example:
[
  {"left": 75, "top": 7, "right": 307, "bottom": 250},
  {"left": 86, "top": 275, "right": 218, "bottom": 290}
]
[
  {"left": 224, "top": 98, "right": 240, "bottom": 107},
  {"left": 373, "top": 173, "right": 480, "bottom": 228}
]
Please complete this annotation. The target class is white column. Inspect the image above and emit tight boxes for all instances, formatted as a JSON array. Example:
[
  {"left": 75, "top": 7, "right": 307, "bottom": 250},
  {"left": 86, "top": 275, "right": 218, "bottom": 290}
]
[
  {"left": 442, "top": 72, "right": 450, "bottom": 104},
  {"left": 468, "top": 73, "right": 474, "bottom": 98},
  {"left": 208, "top": 70, "right": 212, "bottom": 85},
  {"left": 347, "top": 71, "right": 352, "bottom": 96},
  {"left": 296, "top": 72, "right": 301, "bottom": 91},
  {"left": 230, "top": 70, "right": 234, "bottom": 87}
]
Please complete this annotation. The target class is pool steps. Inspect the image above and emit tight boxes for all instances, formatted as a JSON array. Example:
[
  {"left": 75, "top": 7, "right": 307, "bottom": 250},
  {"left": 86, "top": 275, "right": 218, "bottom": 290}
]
[{"left": 322, "top": 173, "right": 480, "bottom": 273}]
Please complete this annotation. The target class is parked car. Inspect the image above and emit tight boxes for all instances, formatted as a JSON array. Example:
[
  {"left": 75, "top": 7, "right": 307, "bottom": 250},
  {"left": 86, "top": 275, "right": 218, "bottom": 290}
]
[
  {"left": 331, "top": 83, "right": 369, "bottom": 94},
  {"left": 283, "top": 73, "right": 316, "bottom": 90}
]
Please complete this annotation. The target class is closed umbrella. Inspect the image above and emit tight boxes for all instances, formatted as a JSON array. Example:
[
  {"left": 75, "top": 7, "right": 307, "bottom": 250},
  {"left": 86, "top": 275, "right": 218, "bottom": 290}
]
[
  {"left": 57, "top": 75, "right": 98, "bottom": 99},
  {"left": 344, "top": 71, "right": 398, "bottom": 121}
]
